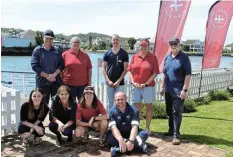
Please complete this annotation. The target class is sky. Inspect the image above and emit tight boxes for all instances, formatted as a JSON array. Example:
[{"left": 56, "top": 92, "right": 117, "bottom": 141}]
[{"left": 1, "top": 0, "right": 233, "bottom": 45}]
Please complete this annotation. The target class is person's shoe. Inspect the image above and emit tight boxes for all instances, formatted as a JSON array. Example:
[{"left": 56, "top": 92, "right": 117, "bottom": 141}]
[
  {"left": 141, "top": 143, "right": 148, "bottom": 153},
  {"left": 172, "top": 138, "right": 181, "bottom": 145},
  {"left": 110, "top": 147, "right": 121, "bottom": 157},
  {"left": 67, "top": 135, "right": 73, "bottom": 143},
  {"left": 145, "top": 128, "right": 151, "bottom": 135},
  {"left": 56, "top": 136, "right": 64, "bottom": 146}
]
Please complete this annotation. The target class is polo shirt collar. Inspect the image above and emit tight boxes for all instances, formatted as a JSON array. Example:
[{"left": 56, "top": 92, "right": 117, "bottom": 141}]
[
  {"left": 41, "top": 44, "right": 55, "bottom": 51},
  {"left": 115, "top": 102, "right": 130, "bottom": 114},
  {"left": 170, "top": 51, "right": 182, "bottom": 58},
  {"left": 69, "top": 49, "right": 83, "bottom": 56}
]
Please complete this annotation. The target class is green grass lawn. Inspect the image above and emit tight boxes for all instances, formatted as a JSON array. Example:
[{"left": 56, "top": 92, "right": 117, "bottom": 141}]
[{"left": 141, "top": 97, "right": 233, "bottom": 157}]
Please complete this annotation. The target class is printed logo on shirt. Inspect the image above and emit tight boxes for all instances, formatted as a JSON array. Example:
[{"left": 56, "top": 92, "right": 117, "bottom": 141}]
[
  {"left": 118, "top": 60, "right": 122, "bottom": 63},
  {"left": 126, "top": 115, "right": 131, "bottom": 120},
  {"left": 117, "top": 116, "right": 121, "bottom": 120},
  {"left": 67, "top": 107, "right": 71, "bottom": 110}
]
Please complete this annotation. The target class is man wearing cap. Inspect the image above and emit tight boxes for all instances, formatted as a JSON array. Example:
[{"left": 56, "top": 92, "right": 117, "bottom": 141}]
[
  {"left": 106, "top": 92, "right": 148, "bottom": 157},
  {"left": 31, "top": 29, "right": 64, "bottom": 105},
  {"left": 160, "top": 37, "right": 191, "bottom": 145},
  {"left": 102, "top": 34, "right": 129, "bottom": 110},
  {"left": 128, "top": 39, "right": 159, "bottom": 134}
]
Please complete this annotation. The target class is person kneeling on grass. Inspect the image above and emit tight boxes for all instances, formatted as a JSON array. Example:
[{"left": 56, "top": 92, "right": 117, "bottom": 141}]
[
  {"left": 18, "top": 88, "right": 49, "bottom": 147},
  {"left": 49, "top": 85, "right": 77, "bottom": 145},
  {"left": 75, "top": 86, "right": 108, "bottom": 147},
  {"left": 106, "top": 92, "right": 148, "bottom": 157}
]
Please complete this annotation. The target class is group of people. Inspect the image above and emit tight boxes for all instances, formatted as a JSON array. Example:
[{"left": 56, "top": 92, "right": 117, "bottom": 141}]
[{"left": 18, "top": 29, "right": 191, "bottom": 156}]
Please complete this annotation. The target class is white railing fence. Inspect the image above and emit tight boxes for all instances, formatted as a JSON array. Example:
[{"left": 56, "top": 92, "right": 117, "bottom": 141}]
[
  {"left": 95, "top": 70, "right": 233, "bottom": 107},
  {"left": 1, "top": 86, "right": 21, "bottom": 136}
]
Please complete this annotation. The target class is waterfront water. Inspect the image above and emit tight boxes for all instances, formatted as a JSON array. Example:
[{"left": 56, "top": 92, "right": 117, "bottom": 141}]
[{"left": 1, "top": 53, "right": 233, "bottom": 96}]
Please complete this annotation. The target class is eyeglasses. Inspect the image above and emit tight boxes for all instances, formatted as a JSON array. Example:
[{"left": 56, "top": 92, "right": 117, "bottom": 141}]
[
  {"left": 169, "top": 43, "right": 178, "bottom": 46},
  {"left": 72, "top": 42, "right": 80, "bottom": 44}
]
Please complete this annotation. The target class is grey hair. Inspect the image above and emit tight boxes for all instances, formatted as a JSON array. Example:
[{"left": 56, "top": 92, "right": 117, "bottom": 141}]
[
  {"left": 70, "top": 37, "right": 81, "bottom": 44},
  {"left": 112, "top": 34, "right": 120, "bottom": 39}
]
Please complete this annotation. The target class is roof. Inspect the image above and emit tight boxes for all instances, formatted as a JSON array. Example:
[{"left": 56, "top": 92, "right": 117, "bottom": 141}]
[
  {"left": 225, "top": 43, "right": 233, "bottom": 47},
  {"left": 183, "top": 40, "right": 199, "bottom": 45},
  {"left": 20, "top": 30, "right": 36, "bottom": 39}
]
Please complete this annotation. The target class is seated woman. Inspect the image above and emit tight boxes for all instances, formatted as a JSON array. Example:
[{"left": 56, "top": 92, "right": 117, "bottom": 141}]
[
  {"left": 18, "top": 88, "right": 49, "bottom": 147},
  {"left": 49, "top": 85, "right": 77, "bottom": 145},
  {"left": 75, "top": 86, "right": 108, "bottom": 147}
]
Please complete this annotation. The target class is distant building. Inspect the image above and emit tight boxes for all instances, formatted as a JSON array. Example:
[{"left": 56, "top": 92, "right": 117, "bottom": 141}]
[
  {"left": 183, "top": 39, "right": 204, "bottom": 53},
  {"left": 225, "top": 43, "right": 233, "bottom": 51},
  {"left": 53, "top": 40, "right": 70, "bottom": 48},
  {"left": 2, "top": 36, "right": 31, "bottom": 47},
  {"left": 19, "top": 30, "right": 37, "bottom": 46},
  {"left": 92, "top": 37, "right": 102, "bottom": 45}
]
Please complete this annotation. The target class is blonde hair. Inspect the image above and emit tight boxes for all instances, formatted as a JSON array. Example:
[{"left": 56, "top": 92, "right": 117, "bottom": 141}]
[{"left": 70, "top": 37, "right": 81, "bottom": 44}]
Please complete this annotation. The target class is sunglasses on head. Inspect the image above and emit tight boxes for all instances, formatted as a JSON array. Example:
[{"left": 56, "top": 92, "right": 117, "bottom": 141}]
[{"left": 85, "top": 86, "right": 94, "bottom": 91}]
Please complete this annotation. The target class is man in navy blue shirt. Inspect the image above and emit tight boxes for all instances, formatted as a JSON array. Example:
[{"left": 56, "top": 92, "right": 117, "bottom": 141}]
[
  {"left": 106, "top": 92, "right": 148, "bottom": 157},
  {"left": 31, "top": 30, "right": 64, "bottom": 105},
  {"left": 160, "top": 37, "right": 191, "bottom": 145},
  {"left": 102, "top": 34, "right": 129, "bottom": 110}
]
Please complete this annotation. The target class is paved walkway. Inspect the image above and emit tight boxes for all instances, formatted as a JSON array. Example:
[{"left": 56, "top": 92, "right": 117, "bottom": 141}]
[{"left": 1, "top": 128, "right": 229, "bottom": 157}]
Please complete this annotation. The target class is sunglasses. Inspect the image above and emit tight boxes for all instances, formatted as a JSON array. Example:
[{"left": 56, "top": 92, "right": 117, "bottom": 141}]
[
  {"left": 84, "top": 86, "right": 94, "bottom": 91},
  {"left": 169, "top": 43, "right": 178, "bottom": 46}
]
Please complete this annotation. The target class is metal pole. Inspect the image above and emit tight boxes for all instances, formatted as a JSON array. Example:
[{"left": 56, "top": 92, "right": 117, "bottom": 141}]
[{"left": 96, "top": 58, "right": 100, "bottom": 97}]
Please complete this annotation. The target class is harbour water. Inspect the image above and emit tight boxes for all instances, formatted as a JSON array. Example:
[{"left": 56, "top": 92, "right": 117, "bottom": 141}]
[{"left": 1, "top": 53, "right": 233, "bottom": 96}]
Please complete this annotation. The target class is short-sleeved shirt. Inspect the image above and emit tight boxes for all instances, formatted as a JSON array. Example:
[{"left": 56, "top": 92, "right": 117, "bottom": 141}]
[
  {"left": 76, "top": 100, "right": 107, "bottom": 122},
  {"left": 103, "top": 48, "right": 129, "bottom": 85},
  {"left": 62, "top": 49, "right": 92, "bottom": 86},
  {"left": 128, "top": 52, "right": 159, "bottom": 86},
  {"left": 49, "top": 96, "right": 77, "bottom": 124},
  {"left": 164, "top": 51, "right": 192, "bottom": 97},
  {"left": 31, "top": 45, "right": 64, "bottom": 87},
  {"left": 108, "top": 103, "right": 139, "bottom": 136},
  {"left": 20, "top": 102, "right": 49, "bottom": 123}
]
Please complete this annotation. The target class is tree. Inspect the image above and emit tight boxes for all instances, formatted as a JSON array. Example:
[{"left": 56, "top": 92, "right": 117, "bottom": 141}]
[
  {"left": 98, "top": 41, "right": 106, "bottom": 50},
  {"left": 127, "top": 37, "right": 136, "bottom": 50},
  {"left": 92, "top": 45, "right": 98, "bottom": 52},
  {"left": 182, "top": 45, "right": 190, "bottom": 51},
  {"left": 89, "top": 36, "right": 93, "bottom": 48},
  {"left": 35, "top": 31, "right": 43, "bottom": 46}
]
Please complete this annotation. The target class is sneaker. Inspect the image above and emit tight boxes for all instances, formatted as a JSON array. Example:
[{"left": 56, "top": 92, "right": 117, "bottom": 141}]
[
  {"left": 172, "top": 138, "right": 181, "bottom": 145},
  {"left": 141, "top": 143, "right": 148, "bottom": 153},
  {"left": 145, "top": 128, "right": 151, "bottom": 135},
  {"left": 110, "top": 147, "right": 121, "bottom": 157}
]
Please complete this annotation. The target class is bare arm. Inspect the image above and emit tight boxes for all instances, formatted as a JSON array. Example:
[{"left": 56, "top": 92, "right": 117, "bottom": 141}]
[
  {"left": 95, "top": 114, "right": 109, "bottom": 121},
  {"left": 183, "top": 75, "right": 191, "bottom": 90},
  {"left": 116, "top": 62, "right": 128, "bottom": 83},
  {"left": 129, "top": 125, "right": 138, "bottom": 142},
  {"left": 102, "top": 62, "right": 110, "bottom": 82},
  {"left": 128, "top": 71, "right": 135, "bottom": 83},
  {"left": 64, "top": 120, "right": 74, "bottom": 129},
  {"left": 111, "top": 125, "right": 124, "bottom": 142},
  {"left": 145, "top": 73, "right": 157, "bottom": 85}
]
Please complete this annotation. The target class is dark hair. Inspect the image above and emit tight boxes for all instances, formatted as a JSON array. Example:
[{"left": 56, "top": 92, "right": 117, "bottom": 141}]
[
  {"left": 79, "top": 91, "right": 98, "bottom": 109},
  {"left": 28, "top": 88, "right": 45, "bottom": 120},
  {"left": 53, "top": 85, "right": 74, "bottom": 107}
]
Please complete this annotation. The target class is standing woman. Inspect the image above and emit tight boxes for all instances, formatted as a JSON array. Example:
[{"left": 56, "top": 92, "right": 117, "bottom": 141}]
[
  {"left": 62, "top": 37, "right": 92, "bottom": 101},
  {"left": 128, "top": 39, "right": 159, "bottom": 134},
  {"left": 75, "top": 86, "right": 108, "bottom": 147},
  {"left": 18, "top": 88, "right": 49, "bottom": 147},
  {"left": 49, "top": 85, "right": 77, "bottom": 145}
]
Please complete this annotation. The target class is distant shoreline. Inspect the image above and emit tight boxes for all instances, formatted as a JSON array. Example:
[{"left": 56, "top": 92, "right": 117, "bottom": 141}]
[{"left": 1, "top": 47, "right": 232, "bottom": 57}]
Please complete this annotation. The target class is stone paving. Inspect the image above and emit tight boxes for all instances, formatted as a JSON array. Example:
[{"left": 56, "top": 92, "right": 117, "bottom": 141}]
[{"left": 1, "top": 129, "right": 229, "bottom": 157}]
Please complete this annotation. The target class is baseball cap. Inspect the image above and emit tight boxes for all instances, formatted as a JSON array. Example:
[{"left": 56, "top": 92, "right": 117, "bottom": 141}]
[
  {"left": 44, "top": 29, "right": 54, "bottom": 38},
  {"left": 140, "top": 39, "right": 149, "bottom": 45},
  {"left": 84, "top": 86, "right": 95, "bottom": 94},
  {"left": 169, "top": 37, "right": 180, "bottom": 44}
]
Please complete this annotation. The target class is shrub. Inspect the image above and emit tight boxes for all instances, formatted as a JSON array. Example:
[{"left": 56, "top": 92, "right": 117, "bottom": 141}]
[
  {"left": 194, "top": 96, "right": 211, "bottom": 106},
  {"left": 141, "top": 101, "right": 167, "bottom": 119},
  {"left": 208, "top": 90, "right": 231, "bottom": 101},
  {"left": 183, "top": 98, "right": 197, "bottom": 113}
]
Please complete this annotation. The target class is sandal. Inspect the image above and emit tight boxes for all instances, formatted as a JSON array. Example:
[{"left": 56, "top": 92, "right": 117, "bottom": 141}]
[
  {"left": 22, "top": 138, "right": 29, "bottom": 147},
  {"left": 33, "top": 137, "right": 42, "bottom": 145},
  {"left": 99, "top": 138, "right": 105, "bottom": 148},
  {"left": 82, "top": 133, "right": 89, "bottom": 143}
]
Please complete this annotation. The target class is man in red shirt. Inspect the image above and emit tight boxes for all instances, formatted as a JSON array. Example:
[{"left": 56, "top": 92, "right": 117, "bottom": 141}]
[
  {"left": 128, "top": 39, "right": 159, "bottom": 134},
  {"left": 62, "top": 37, "right": 92, "bottom": 101}
]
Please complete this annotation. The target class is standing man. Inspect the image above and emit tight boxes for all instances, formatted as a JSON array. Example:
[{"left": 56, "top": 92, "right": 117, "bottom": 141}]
[
  {"left": 107, "top": 92, "right": 148, "bottom": 157},
  {"left": 31, "top": 29, "right": 64, "bottom": 105},
  {"left": 160, "top": 37, "right": 191, "bottom": 145},
  {"left": 102, "top": 34, "right": 129, "bottom": 110}
]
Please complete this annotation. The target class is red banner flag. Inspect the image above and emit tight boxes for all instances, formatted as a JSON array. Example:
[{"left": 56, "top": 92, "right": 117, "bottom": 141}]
[
  {"left": 153, "top": 0, "right": 192, "bottom": 72},
  {"left": 202, "top": 0, "right": 233, "bottom": 69}
]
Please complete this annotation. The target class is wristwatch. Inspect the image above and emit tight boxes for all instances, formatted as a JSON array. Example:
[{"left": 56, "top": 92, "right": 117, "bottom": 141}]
[
  {"left": 145, "top": 83, "right": 148, "bottom": 87},
  {"left": 128, "top": 139, "right": 134, "bottom": 144},
  {"left": 183, "top": 89, "right": 188, "bottom": 92}
]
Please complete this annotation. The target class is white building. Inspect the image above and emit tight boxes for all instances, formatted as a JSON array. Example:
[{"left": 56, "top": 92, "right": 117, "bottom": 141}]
[
  {"left": 183, "top": 39, "right": 204, "bottom": 53},
  {"left": 53, "top": 40, "right": 70, "bottom": 48}
]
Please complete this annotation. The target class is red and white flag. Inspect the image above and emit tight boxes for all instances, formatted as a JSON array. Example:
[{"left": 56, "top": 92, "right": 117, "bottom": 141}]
[
  {"left": 202, "top": 0, "right": 233, "bottom": 69},
  {"left": 153, "top": 0, "right": 192, "bottom": 72}
]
